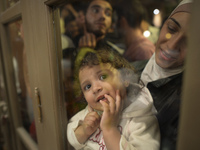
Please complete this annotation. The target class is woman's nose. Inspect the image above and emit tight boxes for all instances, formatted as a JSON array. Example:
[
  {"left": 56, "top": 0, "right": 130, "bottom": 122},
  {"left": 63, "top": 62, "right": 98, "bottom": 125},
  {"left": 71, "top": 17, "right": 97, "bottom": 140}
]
[{"left": 167, "top": 34, "right": 185, "bottom": 51}]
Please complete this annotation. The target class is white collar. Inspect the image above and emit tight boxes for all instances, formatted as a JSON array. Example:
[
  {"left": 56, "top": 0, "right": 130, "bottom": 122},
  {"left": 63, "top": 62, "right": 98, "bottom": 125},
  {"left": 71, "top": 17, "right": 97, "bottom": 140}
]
[{"left": 141, "top": 53, "right": 183, "bottom": 86}]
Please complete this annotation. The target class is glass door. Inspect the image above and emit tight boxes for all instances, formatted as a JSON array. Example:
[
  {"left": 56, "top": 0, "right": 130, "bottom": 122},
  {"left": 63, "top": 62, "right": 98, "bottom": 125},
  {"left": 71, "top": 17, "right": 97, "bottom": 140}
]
[
  {"left": 0, "top": 1, "right": 38, "bottom": 149},
  {"left": 0, "top": 39, "right": 14, "bottom": 150},
  {"left": 1, "top": 0, "right": 200, "bottom": 150},
  {"left": 0, "top": 0, "right": 68, "bottom": 149}
]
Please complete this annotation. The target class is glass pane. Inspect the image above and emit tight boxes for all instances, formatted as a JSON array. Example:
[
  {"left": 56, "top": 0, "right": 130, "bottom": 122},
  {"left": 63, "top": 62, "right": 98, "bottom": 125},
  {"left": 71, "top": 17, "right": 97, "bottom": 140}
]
[
  {"left": 59, "top": 2, "right": 88, "bottom": 120},
  {"left": 7, "top": 19, "right": 37, "bottom": 142},
  {"left": 0, "top": 52, "right": 13, "bottom": 150},
  {"left": 2, "top": 0, "right": 19, "bottom": 10},
  {"left": 59, "top": 0, "right": 179, "bottom": 119},
  {"left": 57, "top": 0, "right": 184, "bottom": 149}
]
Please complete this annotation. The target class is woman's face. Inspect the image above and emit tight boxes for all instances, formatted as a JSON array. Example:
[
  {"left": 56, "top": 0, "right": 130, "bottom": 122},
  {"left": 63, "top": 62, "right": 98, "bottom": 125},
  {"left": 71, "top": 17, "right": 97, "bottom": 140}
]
[{"left": 155, "top": 12, "right": 190, "bottom": 69}]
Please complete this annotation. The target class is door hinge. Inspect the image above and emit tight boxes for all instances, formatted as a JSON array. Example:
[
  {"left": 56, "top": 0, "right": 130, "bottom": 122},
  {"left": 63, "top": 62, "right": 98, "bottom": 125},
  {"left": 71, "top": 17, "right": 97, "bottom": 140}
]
[{"left": 35, "top": 87, "right": 42, "bottom": 123}]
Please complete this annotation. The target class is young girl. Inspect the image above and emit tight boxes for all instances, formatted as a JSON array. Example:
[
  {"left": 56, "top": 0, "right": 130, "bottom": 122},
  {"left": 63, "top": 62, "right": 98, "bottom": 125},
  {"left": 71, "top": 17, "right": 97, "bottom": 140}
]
[{"left": 67, "top": 47, "right": 160, "bottom": 150}]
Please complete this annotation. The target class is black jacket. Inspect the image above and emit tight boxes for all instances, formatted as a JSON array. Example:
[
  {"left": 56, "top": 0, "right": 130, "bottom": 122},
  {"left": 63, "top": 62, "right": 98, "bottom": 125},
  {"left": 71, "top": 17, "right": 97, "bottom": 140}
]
[{"left": 147, "top": 73, "right": 183, "bottom": 150}]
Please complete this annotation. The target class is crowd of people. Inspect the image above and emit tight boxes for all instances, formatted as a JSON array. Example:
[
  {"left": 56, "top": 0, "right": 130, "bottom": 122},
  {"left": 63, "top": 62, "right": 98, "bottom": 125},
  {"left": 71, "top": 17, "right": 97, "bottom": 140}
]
[{"left": 61, "top": 0, "right": 193, "bottom": 149}]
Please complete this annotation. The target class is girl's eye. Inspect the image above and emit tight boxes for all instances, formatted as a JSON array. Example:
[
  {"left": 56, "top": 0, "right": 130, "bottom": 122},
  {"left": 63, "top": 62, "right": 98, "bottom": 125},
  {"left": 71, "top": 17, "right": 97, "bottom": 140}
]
[
  {"left": 100, "top": 74, "right": 107, "bottom": 80},
  {"left": 84, "top": 84, "right": 91, "bottom": 90}
]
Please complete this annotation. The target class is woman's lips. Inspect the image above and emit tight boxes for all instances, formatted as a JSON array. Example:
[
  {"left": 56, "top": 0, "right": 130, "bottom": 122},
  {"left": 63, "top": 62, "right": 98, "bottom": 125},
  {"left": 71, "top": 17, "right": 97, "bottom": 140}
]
[{"left": 160, "top": 49, "right": 177, "bottom": 61}]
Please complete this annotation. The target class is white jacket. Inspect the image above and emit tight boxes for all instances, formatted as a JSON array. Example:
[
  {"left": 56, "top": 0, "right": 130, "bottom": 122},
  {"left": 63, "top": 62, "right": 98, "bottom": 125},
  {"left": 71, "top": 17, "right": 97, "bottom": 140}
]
[{"left": 67, "top": 87, "right": 160, "bottom": 150}]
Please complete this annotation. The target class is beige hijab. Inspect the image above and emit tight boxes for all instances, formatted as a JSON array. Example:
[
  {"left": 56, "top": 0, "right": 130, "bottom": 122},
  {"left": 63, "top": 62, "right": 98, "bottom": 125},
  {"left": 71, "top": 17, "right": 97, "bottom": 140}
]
[{"left": 141, "top": 54, "right": 183, "bottom": 86}]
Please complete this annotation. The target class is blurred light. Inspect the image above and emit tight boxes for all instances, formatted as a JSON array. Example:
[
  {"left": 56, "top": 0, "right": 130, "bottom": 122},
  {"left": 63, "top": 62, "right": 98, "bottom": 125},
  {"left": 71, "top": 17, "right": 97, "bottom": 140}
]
[
  {"left": 153, "top": 9, "right": 160, "bottom": 15},
  {"left": 153, "top": 10, "right": 162, "bottom": 28},
  {"left": 165, "top": 33, "right": 171, "bottom": 39},
  {"left": 143, "top": 30, "right": 151, "bottom": 38}
]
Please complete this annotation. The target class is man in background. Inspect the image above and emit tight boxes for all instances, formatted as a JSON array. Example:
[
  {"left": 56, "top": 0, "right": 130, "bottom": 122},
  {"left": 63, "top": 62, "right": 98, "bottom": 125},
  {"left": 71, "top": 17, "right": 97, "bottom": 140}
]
[
  {"left": 78, "top": 0, "right": 124, "bottom": 54},
  {"left": 115, "top": 0, "right": 155, "bottom": 62}
]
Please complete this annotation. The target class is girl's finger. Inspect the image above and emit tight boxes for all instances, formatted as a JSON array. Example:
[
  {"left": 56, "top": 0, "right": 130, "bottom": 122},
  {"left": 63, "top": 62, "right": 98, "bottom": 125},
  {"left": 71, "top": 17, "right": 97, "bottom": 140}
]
[
  {"left": 115, "top": 90, "right": 122, "bottom": 112},
  {"left": 104, "top": 94, "right": 116, "bottom": 113},
  {"left": 100, "top": 100, "right": 109, "bottom": 113}
]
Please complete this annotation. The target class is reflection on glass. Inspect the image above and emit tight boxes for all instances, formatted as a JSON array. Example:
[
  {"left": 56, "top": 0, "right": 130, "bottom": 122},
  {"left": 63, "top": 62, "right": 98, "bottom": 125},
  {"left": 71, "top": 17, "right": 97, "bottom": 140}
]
[
  {"left": 0, "top": 53, "right": 12, "bottom": 150},
  {"left": 59, "top": 0, "right": 179, "bottom": 119},
  {"left": 2, "top": 0, "right": 19, "bottom": 10},
  {"left": 58, "top": 1, "right": 181, "bottom": 149},
  {"left": 60, "top": 2, "right": 88, "bottom": 120},
  {"left": 8, "top": 19, "right": 37, "bottom": 142},
  {"left": 58, "top": 1, "right": 184, "bottom": 149}
]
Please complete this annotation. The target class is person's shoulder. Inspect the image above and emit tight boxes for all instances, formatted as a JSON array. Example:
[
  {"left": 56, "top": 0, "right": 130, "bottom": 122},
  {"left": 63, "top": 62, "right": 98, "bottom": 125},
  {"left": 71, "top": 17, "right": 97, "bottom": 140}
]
[
  {"left": 106, "top": 41, "right": 125, "bottom": 55},
  {"left": 138, "top": 86, "right": 154, "bottom": 104},
  {"left": 61, "top": 34, "right": 75, "bottom": 49},
  {"left": 138, "top": 37, "right": 155, "bottom": 53},
  {"left": 125, "top": 37, "right": 155, "bottom": 61},
  {"left": 69, "top": 106, "right": 88, "bottom": 121},
  {"left": 131, "top": 59, "right": 149, "bottom": 75},
  {"left": 124, "top": 84, "right": 156, "bottom": 115}
]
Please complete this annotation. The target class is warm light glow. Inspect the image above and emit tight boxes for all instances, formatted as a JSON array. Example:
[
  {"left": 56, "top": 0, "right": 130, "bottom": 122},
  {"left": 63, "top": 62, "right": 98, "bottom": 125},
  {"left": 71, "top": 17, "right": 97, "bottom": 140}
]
[
  {"left": 166, "top": 33, "right": 172, "bottom": 39},
  {"left": 143, "top": 30, "right": 151, "bottom": 38},
  {"left": 153, "top": 9, "right": 160, "bottom": 15},
  {"left": 153, "top": 11, "right": 162, "bottom": 28}
]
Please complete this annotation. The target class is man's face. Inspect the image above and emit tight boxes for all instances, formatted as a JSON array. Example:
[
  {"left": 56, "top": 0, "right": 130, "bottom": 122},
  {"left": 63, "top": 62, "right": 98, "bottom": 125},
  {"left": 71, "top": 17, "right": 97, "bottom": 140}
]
[
  {"left": 85, "top": 0, "right": 112, "bottom": 37},
  {"left": 65, "top": 20, "right": 79, "bottom": 38},
  {"left": 155, "top": 12, "right": 190, "bottom": 69}
]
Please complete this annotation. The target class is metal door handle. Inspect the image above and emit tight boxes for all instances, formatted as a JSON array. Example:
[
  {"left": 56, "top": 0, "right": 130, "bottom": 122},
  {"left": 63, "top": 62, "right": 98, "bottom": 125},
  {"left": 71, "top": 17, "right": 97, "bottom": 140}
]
[{"left": 35, "top": 87, "right": 42, "bottom": 123}]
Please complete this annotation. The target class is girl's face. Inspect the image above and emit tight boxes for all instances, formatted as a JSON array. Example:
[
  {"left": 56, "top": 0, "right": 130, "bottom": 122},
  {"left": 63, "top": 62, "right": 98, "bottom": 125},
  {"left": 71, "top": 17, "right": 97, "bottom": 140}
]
[
  {"left": 155, "top": 12, "right": 190, "bottom": 69},
  {"left": 79, "top": 63, "right": 127, "bottom": 111}
]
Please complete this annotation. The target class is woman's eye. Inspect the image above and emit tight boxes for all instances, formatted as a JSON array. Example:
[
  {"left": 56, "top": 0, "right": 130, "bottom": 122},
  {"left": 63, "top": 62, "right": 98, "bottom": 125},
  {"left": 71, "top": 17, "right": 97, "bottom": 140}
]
[
  {"left": 85, "top": 84, "right": 91, "bottom": 90},
  {"left": 100, "top": 74, "right": 107, "bottom": 80},
  {"left": 167, "top": 23, "right": 177, "bottom": 33},
  {"left": 168, "top": 26, "right": 176, "bottom": 33}
]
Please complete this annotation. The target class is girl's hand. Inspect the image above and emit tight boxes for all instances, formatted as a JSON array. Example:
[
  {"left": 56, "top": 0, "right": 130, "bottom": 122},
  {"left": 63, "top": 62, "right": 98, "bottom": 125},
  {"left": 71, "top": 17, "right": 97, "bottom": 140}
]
[
  {"left": 99, "top": 90, "right": 123, "bottom": 131},
  {"left": 74, "top": 106, "right": 100, "bottom": 144},
  {"left": 82, "top": 107, "right": 101, "bottom": 136}
]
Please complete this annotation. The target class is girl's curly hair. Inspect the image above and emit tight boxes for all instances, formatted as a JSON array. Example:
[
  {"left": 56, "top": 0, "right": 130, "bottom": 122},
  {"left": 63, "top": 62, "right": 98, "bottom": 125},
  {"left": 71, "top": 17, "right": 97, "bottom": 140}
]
[{"left": 73, "top": 47, "right": 142, "bottom": 99}]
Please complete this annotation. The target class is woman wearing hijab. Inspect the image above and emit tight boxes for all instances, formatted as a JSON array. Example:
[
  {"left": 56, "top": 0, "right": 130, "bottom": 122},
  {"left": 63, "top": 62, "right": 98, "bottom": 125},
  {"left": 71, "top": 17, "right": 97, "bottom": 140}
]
[{"left": 140, "top": 0, "right": 193, "bottom": 149}]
